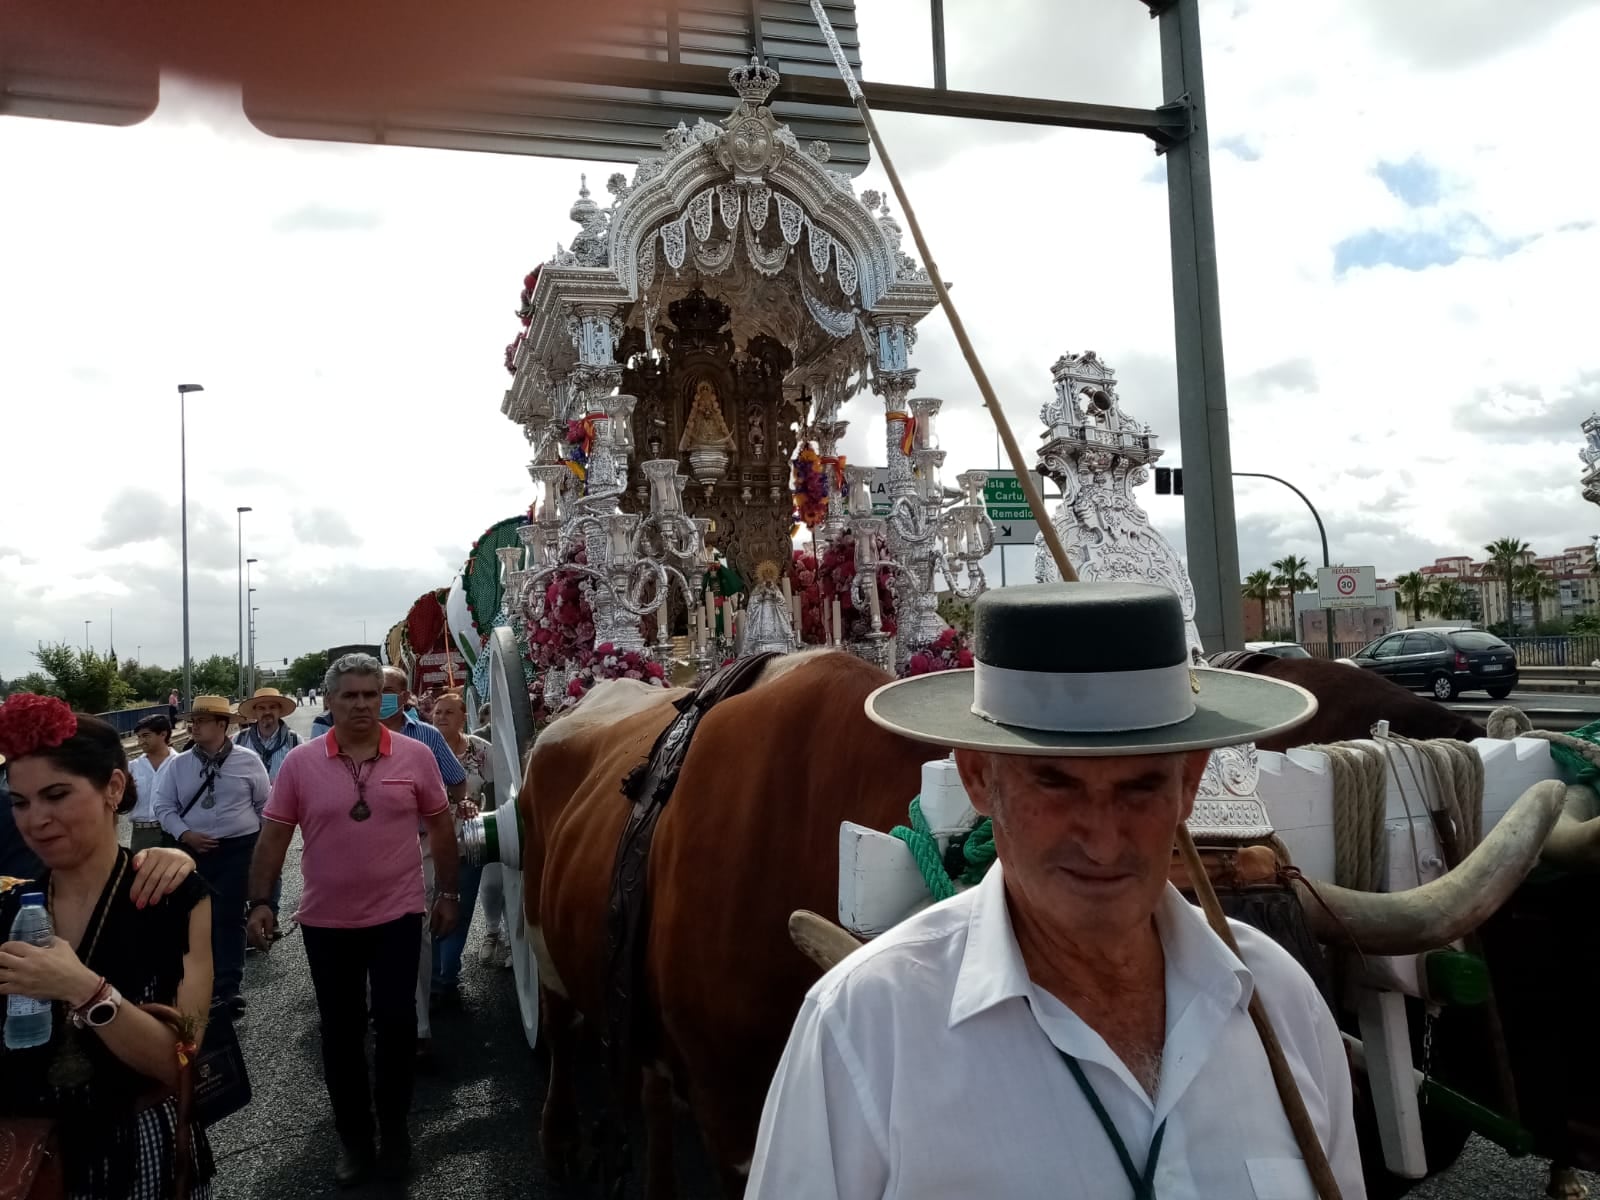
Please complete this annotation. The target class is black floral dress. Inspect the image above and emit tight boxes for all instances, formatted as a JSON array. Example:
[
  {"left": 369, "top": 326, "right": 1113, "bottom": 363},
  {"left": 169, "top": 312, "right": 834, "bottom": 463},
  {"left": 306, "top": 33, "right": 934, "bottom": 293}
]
[{"left": 0, "top": 853, "right": 215, "bottom": 1199}]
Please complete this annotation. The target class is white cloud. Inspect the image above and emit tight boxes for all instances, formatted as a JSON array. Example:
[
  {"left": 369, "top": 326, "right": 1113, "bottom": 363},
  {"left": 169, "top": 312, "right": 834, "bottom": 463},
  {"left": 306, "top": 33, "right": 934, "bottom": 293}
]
[{"left": 3, "top": 3, "right": 1599, "bottom": 677}]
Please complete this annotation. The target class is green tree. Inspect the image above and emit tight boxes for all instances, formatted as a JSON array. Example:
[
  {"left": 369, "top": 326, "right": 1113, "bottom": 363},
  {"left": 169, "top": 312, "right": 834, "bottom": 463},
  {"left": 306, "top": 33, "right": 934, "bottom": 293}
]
[
  {"left": 1271, "top": 555, "right": 1315, "bottom": 595},
  {"left": 117, "top": 660, "right": 181, "bottom": 703},
  {"left": 190, "top": 654, "right": 240, "bottom": 697},
  {"left": 285, "top": 651, "right": 330, "bottom": 695},
  {"left": 1394, "top": 571, "right": 1431, "bottom": 622},
  {"left": 32, "top": 643, "right": 132, "bottom": 713},
  {"left": 1483, "top": 537, "right": 1531, "bottom": 635},
  {"left": 1514, "top": 563, "right": 1560, "bottom": 631},
  {"left": 1242, "top": 569, "right": 1277, "bottom": 636},
  {"left": 1427, "top": 578, "right": 1468, "bottom": 621},
  {"left": 1, "top": 672, "right": 60, "bottom": 699}
]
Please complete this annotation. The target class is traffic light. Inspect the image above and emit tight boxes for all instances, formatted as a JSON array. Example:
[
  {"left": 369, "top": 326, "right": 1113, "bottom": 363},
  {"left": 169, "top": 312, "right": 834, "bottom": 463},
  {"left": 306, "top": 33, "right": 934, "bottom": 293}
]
[{"left": 1154, "top": 467, "right": 1183, "bottom": 495}]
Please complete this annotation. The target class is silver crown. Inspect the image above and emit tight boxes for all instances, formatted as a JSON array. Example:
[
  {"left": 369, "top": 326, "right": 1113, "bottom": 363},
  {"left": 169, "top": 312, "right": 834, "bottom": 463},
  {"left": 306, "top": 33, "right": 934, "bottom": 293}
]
[{"left": 729, "top": 55, "right": 781, "bottom": 106}]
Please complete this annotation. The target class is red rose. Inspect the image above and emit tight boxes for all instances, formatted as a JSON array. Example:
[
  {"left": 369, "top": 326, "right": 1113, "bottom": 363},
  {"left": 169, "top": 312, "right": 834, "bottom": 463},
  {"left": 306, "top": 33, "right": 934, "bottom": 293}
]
[
  {"left": 957, "top": 648, "right": 974, "bottom": 668},
  {"left": 0, "top": 693, "right": 78, "bottom": 762},
  {"left": 906, "top": 652, "right": 935, "bottom": 676}
]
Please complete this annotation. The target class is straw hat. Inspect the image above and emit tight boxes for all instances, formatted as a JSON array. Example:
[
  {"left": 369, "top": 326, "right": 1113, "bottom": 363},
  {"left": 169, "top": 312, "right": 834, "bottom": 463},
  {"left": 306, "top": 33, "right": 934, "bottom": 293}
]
[
  {"left": 865, "top": 582, "right": 1317, "bottom": 757},
  {"left": 184, "top": 695, "right": 242, "bottom": 724},
  {"left": 238, "top": 687, "right": 298, "bottom": 722}
]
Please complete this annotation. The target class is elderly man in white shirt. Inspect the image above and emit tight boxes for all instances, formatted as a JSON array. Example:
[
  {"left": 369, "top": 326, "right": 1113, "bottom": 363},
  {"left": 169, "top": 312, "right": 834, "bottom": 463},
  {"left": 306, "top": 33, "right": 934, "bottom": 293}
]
[{"left": 747, "top": 583, "right": 1365, "bottom": 1200}]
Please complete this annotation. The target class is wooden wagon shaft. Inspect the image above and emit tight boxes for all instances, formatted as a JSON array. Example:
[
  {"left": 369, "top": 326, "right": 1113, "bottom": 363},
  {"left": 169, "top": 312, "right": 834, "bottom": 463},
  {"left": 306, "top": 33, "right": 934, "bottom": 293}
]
[{"left": 802, "top": 4, "right": 1342, "bottom": 1196}]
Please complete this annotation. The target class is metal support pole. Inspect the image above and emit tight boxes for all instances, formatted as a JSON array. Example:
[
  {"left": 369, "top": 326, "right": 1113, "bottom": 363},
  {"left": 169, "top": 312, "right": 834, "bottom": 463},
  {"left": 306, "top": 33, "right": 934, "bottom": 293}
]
[
  {"left": 179, "top": 391, "right": 192, "bottom": 710},
  {"left": 930, "top": 0, "right": 948, "bottom": 90},
  {"left": 1233, "top": 472, "right": 1334, "bottom": 655},
  {"left": 236, "top": 509, "right": 246, "bottom": 696},
  {"left": 1158, "top": 0, "right": 1243, "bottom": 653}
]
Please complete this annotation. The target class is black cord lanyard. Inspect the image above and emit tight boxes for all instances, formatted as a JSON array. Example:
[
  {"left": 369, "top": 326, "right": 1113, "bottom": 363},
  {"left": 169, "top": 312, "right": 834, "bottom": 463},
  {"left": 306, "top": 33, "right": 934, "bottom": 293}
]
[
  {"left": 340, "top": 753, "right": 378, "bottom": 822},
  {"left": 1059, "top": 1051, "right": 1166, "bottom": 1200}
]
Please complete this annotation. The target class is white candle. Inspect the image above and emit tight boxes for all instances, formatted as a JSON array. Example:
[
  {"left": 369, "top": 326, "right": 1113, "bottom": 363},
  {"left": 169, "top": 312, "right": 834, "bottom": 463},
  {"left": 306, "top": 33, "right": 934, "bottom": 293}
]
[
  {"left": 793, "top": 595, "right": 804, "bottom": 638},
  {"left": 832, "top": 599, "right": 843, "bottom": 645},
  {"left": 782, "top": 576, "right": 793, "bottom": 607},
  {"left": 868, "top": 575, "right": 882, "bottom": 624}
]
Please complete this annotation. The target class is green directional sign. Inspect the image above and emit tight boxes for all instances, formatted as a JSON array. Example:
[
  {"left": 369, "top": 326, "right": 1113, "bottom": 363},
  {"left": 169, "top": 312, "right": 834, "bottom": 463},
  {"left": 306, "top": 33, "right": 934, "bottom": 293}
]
[{"left": 983, "top": 472, "right": 1041, "bottom": 546}]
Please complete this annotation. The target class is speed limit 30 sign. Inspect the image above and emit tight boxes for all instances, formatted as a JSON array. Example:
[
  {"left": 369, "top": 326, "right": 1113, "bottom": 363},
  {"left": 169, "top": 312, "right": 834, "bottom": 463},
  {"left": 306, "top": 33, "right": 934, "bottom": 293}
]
[{"left": 1316, "top": 566, "right": 1377, "bottom": 609}]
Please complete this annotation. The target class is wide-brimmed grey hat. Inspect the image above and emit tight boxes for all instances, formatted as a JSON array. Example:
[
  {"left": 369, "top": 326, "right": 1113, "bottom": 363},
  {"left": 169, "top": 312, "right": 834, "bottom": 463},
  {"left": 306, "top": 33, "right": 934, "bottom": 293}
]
[{"left": 866, "top": 582, "right": 1317, "bottom": 757}]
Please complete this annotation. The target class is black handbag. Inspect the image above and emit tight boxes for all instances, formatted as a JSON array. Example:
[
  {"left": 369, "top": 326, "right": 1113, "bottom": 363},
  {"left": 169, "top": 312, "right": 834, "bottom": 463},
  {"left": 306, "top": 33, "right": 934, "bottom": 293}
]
[{"left": 190, "top": 1003, "right": 251, "bottom": 1127}]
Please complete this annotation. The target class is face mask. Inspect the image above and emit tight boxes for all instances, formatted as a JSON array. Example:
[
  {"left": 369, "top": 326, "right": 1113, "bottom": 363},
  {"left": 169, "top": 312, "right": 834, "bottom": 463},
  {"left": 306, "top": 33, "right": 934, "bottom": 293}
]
[{"left": 379, "top": 694, "right": 402, "bottom": 718}]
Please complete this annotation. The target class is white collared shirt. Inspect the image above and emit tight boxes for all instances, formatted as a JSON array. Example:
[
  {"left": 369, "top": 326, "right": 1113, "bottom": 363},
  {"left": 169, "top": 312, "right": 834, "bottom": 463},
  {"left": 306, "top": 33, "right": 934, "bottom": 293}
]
[
  {"left": 151, "top": 744, "right": 271, "bottom": 841},
  {"left": 127, "top": 751, "right": 174, "bottom": 822},
  {"left": 747, "top": 864, "right": 1365, "bottom": 1200}
]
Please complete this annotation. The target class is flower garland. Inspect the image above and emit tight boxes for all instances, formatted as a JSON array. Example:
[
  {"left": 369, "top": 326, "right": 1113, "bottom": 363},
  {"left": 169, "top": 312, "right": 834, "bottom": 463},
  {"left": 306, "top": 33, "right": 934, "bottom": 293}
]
[
  {"left": 504, "top": 266, "right": 541, "bottom": 376},
  {"left": 790, "top": 444, "right": 830, "bottom": 530},
  {"left": 562, "top": 643, "right": 667, "bottom": 706},
  {"left": 901, "top": 627, "right": 974, "bottom": 677},
  {"left": 791, "top": 533, "right": 897, "bottom": 646},
  {"left": 524, "top": 545, "right": 595, "bottom": 675}
]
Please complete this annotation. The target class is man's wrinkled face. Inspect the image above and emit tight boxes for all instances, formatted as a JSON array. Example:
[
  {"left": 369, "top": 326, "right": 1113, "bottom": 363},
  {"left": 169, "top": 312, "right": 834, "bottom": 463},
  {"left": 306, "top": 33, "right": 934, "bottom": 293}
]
[
  {"left": 331, "top": 674, "right": 382, "bottom": 732},
  {"left": 957, "top": 749, "right": 1208, "bottom": 939}
]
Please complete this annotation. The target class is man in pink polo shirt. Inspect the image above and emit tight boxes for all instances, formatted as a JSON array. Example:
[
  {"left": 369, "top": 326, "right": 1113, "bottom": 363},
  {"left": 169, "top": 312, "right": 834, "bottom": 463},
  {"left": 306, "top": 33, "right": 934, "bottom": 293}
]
[{"left": 245, "top": 652, "right": 460, "bottom": 1189}]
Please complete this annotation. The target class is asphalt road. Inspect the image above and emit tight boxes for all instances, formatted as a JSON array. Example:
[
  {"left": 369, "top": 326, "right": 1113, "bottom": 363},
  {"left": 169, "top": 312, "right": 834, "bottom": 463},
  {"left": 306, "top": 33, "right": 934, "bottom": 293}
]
[{"left": 200, "top": 706, "right": 1593, "bottom": 1199}]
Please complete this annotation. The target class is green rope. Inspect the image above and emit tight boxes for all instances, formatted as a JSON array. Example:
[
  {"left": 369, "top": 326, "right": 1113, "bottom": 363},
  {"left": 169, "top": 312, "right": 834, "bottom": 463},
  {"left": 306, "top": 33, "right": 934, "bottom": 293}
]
[{"left": 890, "top": 796, "right": 997, "bottom": 903}]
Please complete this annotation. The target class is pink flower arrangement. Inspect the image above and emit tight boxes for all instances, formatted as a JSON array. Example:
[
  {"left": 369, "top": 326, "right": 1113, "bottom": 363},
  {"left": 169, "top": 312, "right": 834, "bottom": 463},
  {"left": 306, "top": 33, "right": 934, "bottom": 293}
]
[
  {"left": 556, "top": 643, "right": 668, "bottom": 709},
  {"left": 791, "top": 534, "right": 897, "bottom": 646},
  {"left": 900, "top": 626, "right": 974, "bottom": 677}
]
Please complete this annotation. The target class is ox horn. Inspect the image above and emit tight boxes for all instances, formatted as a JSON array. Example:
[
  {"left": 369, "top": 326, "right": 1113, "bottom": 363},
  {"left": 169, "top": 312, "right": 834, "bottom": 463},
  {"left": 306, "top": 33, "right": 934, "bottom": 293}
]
[
  {"left": 1540, "top": 782, "right": 1600, "bottom": 869},
  {"left": 1297, "top": 778, "right": 1567, "bottom": 956},
  {"left": 789, "top": 910, "right": 863, "bottom": 973}
]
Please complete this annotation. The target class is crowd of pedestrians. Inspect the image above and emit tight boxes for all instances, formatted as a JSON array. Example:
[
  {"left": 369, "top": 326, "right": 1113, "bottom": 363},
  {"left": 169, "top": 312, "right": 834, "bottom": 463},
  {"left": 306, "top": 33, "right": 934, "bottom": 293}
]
[{"left": 0, "top": 651, "right": 510, "bottom": 1195}]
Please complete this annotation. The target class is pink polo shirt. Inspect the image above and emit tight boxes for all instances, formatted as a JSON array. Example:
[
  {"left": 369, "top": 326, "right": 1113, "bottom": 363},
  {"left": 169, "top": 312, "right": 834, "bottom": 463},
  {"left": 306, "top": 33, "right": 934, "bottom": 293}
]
[{"left": 263, "top": 725, "right": 448, "bottom": 929}]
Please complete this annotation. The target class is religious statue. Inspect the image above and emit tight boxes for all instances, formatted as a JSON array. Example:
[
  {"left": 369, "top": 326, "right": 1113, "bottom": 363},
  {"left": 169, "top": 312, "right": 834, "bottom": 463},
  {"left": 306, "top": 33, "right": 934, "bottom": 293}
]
[
  {"left": 747, "top": 402, "right": 767, "bottom": 462},
  {"left": 737, "top": 561, "right": 796, "bottom": 657},
  {"left": 680, "top": 380, "right": 737, "bottom": 452}
]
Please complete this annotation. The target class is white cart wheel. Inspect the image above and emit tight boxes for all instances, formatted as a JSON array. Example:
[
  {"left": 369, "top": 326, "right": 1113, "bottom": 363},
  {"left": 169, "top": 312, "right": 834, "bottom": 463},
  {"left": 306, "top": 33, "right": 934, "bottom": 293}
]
[{"left": 488, "top": 626, "right": 540, "bottom": 1049}]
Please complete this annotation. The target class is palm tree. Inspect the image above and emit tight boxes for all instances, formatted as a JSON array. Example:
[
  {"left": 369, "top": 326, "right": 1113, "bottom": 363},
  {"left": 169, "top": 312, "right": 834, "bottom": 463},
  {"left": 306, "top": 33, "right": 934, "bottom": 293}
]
[
  {"left": 1483, "top": 537, "right": 1531, "bottom": 634},
  {"left": 1428, "top": 578, "right": 1467, "bottom": 621},
  {"left": 1514, "top": 563, "right": 1560, "bottom": 631},
  {"left": 1243, "top": 568, "right": 1278, "bottom": 636},
  {"left": 1271, "top": 554, "right": 1315, "bottom": 596},
  {"left": 1394, "top": 571, "right": 1430, "bottom": 622}
]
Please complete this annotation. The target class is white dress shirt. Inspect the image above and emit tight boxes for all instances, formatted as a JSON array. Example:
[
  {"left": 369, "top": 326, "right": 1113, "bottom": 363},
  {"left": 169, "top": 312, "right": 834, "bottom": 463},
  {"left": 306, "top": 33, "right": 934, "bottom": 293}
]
[
  {"left": 747, "top": 863, "right": 1365, "bottom": 1200},
  {"left": 151, "top": 744, "right": 271, "bottom": 841},
  {"left": 127, "top": 751, "right": 174, "bottom": 822}
]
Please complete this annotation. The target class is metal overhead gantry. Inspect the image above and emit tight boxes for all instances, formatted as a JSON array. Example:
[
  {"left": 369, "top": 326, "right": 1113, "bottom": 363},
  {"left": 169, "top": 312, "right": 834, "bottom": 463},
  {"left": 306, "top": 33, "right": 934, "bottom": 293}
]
[{"left": 1, "top": 0, "right": 1245, "bottom": 648}]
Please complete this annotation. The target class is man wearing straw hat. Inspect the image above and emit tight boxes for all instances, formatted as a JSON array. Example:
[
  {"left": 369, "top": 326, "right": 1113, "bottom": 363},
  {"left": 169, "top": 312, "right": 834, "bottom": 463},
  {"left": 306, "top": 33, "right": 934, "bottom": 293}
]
[
  {"left": 152, "top": 693, "right": 271, "bottom": 1017},
  {"left": 237, "top": 686, "right": 303, "bottom": 782},
  {"left": 747, "top": 583, "right": 1364, "bottom": 1199}
]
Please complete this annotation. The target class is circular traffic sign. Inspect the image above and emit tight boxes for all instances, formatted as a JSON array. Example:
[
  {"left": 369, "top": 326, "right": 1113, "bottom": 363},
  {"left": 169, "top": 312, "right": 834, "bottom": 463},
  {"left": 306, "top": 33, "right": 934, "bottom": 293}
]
[{"left": 1336, "top": 573, "right": 1357, "bottom": 596}]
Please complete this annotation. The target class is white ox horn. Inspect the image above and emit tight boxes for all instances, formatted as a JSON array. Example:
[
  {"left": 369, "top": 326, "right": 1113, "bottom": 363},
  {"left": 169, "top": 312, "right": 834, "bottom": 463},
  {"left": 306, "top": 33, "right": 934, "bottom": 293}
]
[
  {"left": 1540, "top": 782, "right": 1600, "bottom": 869},
  {"left": 788, "top": 910, "right": 863, "bottom": 973},
  {"left": 1297, "top": 778, "right": 1568, "bottom": 955}
]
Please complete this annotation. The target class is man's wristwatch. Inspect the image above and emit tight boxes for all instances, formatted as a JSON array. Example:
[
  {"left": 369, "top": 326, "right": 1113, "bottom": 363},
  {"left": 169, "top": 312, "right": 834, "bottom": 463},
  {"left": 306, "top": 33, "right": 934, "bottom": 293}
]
[
  {"left": 436, "top": 891, "right": 461, "bottom": 903},
  {"left": 70, "top": 979, "right": 123, "bottom": 1029}
]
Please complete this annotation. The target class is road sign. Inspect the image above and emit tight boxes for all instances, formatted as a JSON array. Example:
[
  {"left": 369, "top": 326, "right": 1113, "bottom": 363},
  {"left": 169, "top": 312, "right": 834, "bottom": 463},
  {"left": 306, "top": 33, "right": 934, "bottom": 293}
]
[
  {"left": 983, "top": 472, "right": 1041, "bottom": 546},
  {"left": 1317, "top": 566, "right": 1377, "bottom": 610},
  {"left": 867, "top": 468, "right": 1045, "bottom": 546}
]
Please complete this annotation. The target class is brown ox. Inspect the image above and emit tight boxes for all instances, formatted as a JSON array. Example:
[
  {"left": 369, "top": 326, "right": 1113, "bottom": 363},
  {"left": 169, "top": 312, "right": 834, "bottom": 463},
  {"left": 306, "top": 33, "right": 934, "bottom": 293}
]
[
  {"left": 519, "top": 650, "right": 927, "bottom": 1197},
  {"left": 1212, "top": 653, "right": 1486, "bottom": 751}
]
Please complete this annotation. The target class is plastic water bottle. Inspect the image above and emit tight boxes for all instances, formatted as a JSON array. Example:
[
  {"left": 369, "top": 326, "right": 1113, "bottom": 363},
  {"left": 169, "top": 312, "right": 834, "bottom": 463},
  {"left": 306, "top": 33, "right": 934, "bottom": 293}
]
[{"left": 4, "top": 893, "right": 54, "bottom": 1050}]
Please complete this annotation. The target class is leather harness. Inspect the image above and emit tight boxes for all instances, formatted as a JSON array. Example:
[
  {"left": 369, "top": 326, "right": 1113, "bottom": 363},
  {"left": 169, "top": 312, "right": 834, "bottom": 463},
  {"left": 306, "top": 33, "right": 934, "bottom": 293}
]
[{"left": 600, "top": 652, "right": 780, "bottom": 1098}]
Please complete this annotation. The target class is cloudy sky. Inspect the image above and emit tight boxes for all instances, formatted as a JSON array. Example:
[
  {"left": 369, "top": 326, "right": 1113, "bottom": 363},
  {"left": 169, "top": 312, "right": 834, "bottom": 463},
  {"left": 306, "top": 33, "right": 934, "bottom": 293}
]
[{"left": 2, "top": 0, "right": 1597, "bottom": 679}]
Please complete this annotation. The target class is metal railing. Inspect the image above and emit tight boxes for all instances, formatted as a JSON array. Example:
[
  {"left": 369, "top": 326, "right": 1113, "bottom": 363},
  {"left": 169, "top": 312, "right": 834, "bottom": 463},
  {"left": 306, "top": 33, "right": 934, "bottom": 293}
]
[{"left": 95, "top": 703, "right": 172, "bottom": 735}]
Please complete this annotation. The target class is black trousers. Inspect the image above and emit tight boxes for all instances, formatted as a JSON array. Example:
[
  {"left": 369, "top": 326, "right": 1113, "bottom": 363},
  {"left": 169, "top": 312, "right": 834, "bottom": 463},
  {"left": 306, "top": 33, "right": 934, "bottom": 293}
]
[
  {"left": 184, "top": 831, "right": 258, "bottom": 1003},
  {"left": 301, "top": 913, "right": 423, "bottom": 1149}
]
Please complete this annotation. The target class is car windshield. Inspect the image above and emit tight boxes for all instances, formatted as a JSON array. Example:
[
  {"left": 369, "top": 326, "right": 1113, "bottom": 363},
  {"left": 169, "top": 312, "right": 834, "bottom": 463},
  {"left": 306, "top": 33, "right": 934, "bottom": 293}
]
[{"left": 1450, "top": 632, "right": 1508, "bottom": 651}]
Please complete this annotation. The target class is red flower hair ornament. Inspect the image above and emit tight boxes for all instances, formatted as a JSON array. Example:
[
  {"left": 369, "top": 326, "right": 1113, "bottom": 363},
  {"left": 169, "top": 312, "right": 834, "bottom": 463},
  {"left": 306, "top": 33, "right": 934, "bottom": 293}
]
[{"left": 0, "top": 693, "right": 79, "bottom": 762}]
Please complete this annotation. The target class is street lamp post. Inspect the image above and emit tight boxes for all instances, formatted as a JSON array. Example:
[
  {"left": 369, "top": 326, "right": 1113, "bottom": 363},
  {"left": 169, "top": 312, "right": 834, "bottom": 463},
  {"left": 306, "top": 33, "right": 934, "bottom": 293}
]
[
  {"left": 236, "top": 506, "right": 252, "bottom": 696},
  {"left": 84, "top": 619, "right": 91, "bottom": 652},
  {"left": 1233, "top": 472, "right": 1335, "bottom": 658},
  {"left": 246, "top": 561, "right": 258, "bottom": 695},
  {"left": 177, "top": 384, "right": 205, "bottom": 710},
  {"left": 250, "top": 605, "right": 260, "bottom": 693}
]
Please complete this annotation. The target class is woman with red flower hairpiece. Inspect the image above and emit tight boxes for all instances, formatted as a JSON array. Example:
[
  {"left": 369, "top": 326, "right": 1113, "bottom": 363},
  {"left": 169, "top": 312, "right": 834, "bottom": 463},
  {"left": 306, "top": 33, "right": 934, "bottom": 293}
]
[{"left": 0, "top": 694, "right": 217, "bottom": 1199}]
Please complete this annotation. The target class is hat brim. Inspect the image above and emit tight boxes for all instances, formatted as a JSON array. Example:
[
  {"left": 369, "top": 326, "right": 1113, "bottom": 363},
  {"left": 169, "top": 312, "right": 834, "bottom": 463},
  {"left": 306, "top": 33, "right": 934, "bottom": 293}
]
[
  {"left": 239, "top": 697, "right": 297, "bottom": 720},
  {"left": 184, "top": 709, "right": 242, "bottom": 724},
  {"left": 865, "top": 666, "right": 1316, "bottom": 757}
]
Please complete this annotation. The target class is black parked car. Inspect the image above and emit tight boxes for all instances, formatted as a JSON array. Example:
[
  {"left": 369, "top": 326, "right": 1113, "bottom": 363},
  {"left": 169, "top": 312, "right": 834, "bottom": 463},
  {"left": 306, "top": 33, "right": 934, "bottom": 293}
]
[{"left": 1349, "top": 628, "right": 1519, "bottom": 701}]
